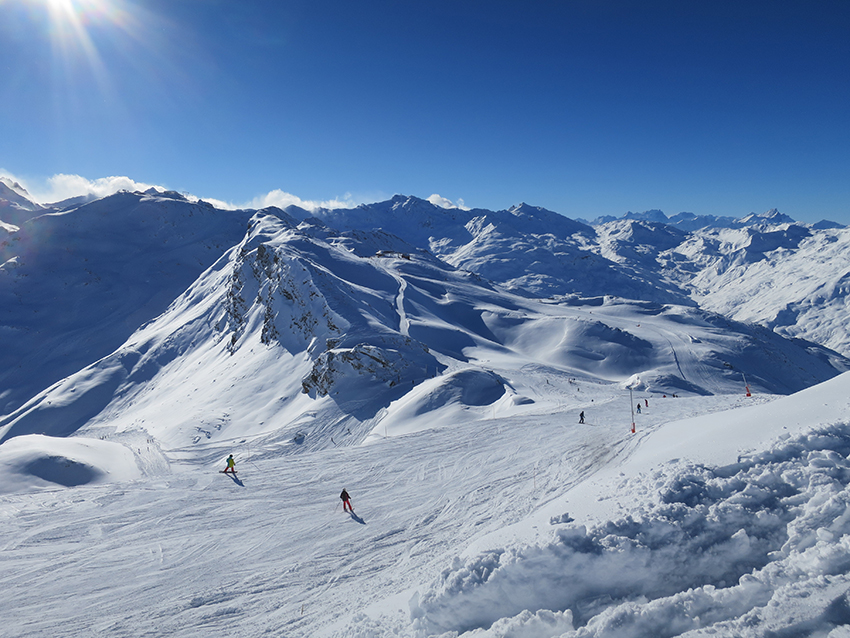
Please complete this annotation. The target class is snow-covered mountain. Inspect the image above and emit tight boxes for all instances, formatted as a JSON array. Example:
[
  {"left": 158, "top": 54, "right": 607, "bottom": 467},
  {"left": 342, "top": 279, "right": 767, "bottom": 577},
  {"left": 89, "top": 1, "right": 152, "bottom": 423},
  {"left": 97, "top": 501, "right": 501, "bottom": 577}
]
[
  {"left": 3, "top": 184, "right": 850, "bottom": 637},
  {"left": 586, "top": 206, "right": 837, "bottom": 231},
  {"left": 283, "top": 197, "right": 850, "bottom": 356},
  {"left": 286, "top": 196, "right": 690, "bottom": 303},
  {"left": 589, "top": 218, "right": 850, "bottom": 355},
  {"left": 0, "top": 190, "right": 252, "bottom": 420},
  {"left": 0, "top": 178, "right": 44, "bottom": 227},
  {"left": 2, "top": 191, "right": 847, "bottom": 447}
]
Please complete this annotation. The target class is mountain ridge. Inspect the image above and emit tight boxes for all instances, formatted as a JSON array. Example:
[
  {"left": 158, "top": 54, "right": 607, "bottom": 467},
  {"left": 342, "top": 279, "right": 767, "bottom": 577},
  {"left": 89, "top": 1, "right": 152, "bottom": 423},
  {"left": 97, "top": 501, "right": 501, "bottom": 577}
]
[{"left": 2, "top": 189, "right": 849, "bottom": 448}]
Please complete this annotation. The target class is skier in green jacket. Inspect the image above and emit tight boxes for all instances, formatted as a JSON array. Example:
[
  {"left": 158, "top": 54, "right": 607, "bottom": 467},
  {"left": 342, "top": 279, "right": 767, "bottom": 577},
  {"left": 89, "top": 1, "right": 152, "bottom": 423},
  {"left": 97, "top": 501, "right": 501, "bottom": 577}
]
[{"left": 223, "top": 454, "right": 236, "bottom": 474}]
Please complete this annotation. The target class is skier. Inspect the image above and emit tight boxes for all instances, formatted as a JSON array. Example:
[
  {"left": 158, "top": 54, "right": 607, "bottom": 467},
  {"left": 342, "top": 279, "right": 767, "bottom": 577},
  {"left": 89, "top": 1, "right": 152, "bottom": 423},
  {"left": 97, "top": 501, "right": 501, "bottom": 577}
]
[
  {"left": 223, "top": 454, "right": 236, "bottom": 474},
  {"left": 645, "top": 399, "right": 649, "bottom": 408},
  {"left": 579, "top": 411, "right": 585, "bottom": 424},
  {"left": 340, "top": 488, "right": 353, "bottom": 513},
  {"left": 636, "top": 404, "right": 641, "bottom": 414}
]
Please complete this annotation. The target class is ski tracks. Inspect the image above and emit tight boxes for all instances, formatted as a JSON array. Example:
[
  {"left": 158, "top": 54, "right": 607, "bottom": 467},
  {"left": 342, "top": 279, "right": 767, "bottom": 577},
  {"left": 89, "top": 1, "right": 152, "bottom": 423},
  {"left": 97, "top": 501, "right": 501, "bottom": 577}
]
[{"left": 380, "top": 262, "right": 409, "bottom": 336}]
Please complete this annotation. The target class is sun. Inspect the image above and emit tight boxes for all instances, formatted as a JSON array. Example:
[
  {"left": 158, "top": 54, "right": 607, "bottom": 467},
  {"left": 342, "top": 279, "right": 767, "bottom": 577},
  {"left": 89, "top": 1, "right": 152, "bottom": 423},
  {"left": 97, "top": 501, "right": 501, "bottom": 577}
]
[
  {"left": 44, "top": 0, "right": 77, "bottom": 14},
  {"left": 37, "top": 0, "right": 122, "bottom": 40},
  {"left": 20, "top": 0, "right": 138, "bottom": 51},
  {"left": 19, "top": 0, "right": 145, "bottom": 81}
]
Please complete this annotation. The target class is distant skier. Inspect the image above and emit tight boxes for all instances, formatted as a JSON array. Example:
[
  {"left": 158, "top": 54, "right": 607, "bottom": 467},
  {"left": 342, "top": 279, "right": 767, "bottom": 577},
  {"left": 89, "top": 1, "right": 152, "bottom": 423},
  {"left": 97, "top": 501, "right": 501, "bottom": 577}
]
[
  {"left": 340, "top": 488, "right": 353, "bottom": 512},
  {"left": 636, "top": 404, "right": 641, "bottom": 414},
  {"left": 645, "top": 399, "right": 649, "bottom": 408},
  {"left": 222, "top": 454, "right": 236, "bottom": 474},
  {"left": 579, "top": 411, "right": 585, "bottom": 424}
]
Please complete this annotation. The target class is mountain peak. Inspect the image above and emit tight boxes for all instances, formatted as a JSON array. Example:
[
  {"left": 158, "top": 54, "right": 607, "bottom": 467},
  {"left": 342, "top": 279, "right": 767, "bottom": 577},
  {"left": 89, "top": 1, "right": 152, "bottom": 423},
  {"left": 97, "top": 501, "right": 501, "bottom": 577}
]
[
  {"left": 0, "top": 176, "right": 33, "bottom": 198},
  {"left": 741, "top": 208, "right": 795, "bottom": 226},
  {"left": 0, "top": 177, "right": 44, "bottom": 224},
  {"left": 624, "top": 209, "right": 669, "bottom": 223},
  {"left": 508, "top": 202, "right": 549, "bottom": 216}
]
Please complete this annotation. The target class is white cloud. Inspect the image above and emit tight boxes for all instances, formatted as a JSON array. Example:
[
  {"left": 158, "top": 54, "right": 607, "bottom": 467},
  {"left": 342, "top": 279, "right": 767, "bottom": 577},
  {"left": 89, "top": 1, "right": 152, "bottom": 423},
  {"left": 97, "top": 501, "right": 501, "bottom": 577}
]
[
  {"left": 427, "top": 194, "right": 470, "bottom": 210},
  {"left": 240, "top": 189, "right": 358, "bottom": 212},
  {"left": 0, "top": 170, "right": 372, "bottom": 213},
  {"left": 4, "top": 172, "right": 160, "bottom": 204}
]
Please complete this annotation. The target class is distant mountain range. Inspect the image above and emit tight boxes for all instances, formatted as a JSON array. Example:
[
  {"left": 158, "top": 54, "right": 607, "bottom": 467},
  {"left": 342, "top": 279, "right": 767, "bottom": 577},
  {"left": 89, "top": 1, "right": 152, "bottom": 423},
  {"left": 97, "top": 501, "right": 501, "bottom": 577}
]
[
  {"left": 289, "top": 195, "right": 850, "bottom": 355},
  {"left": 583, "top": 207, "right": 843, "bottom": 231},
  {"left": 2, "top": 184, "right": 849, "bottom": 448}
]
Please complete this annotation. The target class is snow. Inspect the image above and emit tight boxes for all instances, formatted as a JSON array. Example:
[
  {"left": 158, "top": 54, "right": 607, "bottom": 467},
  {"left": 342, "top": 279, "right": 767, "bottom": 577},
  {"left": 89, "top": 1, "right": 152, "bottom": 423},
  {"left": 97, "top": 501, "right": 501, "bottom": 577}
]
[
  {"left": 4, "top": 375, "right": 850, "bottom": 637},
  {"left": 0, "top": 434, "right": 141, "bottom": 494},
  {"left": 4, "top": 189, "right": 850, "bottom": 636}
]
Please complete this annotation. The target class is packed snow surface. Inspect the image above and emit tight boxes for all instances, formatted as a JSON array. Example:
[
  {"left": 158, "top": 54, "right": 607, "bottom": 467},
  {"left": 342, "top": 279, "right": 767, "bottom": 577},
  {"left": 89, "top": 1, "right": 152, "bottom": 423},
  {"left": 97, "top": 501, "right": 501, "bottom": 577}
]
[{"left": 4, "top": 374, "right": 850, "bottom": 637}]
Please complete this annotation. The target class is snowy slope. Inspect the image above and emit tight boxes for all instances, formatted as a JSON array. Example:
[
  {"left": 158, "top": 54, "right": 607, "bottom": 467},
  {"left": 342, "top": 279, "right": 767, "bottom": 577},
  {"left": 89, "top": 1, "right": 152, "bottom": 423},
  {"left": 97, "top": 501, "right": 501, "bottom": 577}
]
[
  {"left": 0, "top": 178, "right": 44, "bottom": 226},
  {"left": 297, "top": 198, "right": 850, "bottom": 356},
  {"left": 0, "top": 191, "right": 251, "bottom": 417},
  {"left": 290, "top": 196, "right": 690, "bottom": 303},
  {"left": 591, "top": 217, "right": 850, "bottom": 356},
  {"left": 3, "top": 370, "right": 850, "bottom": 637},
  {"left": 4, "top": 190, "right": 850, "bottom": 433},
  {"left": 674, "top": 224, "right": 850, "bottom": 356},
  {"left": 2, "top": 206, "right": 846, "bottom": 449}
]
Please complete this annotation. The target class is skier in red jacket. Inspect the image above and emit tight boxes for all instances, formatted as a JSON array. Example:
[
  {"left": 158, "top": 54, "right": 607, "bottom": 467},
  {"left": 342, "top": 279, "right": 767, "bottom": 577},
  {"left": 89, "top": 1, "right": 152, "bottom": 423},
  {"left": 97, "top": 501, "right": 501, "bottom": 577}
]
[{"left": 340, "top": 488, "right": 353, "bottom": 512}]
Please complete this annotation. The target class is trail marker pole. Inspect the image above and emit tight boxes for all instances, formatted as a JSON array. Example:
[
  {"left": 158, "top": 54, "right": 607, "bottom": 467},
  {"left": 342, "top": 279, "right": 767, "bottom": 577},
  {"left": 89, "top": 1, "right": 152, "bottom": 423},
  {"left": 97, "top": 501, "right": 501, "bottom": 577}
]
[
  {"left": 743, "top": 372, "right": 752, "bottom": 397},
  {"left": 246, "top": 449, "right": 261, "bottom": 472},
  {"left": 629, "top": 387, "right": 636, "bottom": 434}
]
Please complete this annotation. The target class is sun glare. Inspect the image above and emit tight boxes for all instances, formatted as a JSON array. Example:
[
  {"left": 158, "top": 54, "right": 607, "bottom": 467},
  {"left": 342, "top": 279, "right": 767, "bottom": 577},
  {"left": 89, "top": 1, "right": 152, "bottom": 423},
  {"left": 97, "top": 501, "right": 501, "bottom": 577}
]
[
  {"left": 37, "top": 0, "right": 126, "bottom": 44},
  {"left": 18, "top": 0, "right": 151, "bottom": 94}
]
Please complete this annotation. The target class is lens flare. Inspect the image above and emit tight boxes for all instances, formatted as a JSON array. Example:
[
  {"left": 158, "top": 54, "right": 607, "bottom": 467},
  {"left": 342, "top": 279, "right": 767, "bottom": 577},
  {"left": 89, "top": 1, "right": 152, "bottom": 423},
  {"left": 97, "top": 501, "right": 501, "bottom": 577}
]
[
  {"left": 36, "top": 0, "right": 138, "bottom": 69},
  {"left": 7, "top": 0, "right": 187, "bottom": 134}
]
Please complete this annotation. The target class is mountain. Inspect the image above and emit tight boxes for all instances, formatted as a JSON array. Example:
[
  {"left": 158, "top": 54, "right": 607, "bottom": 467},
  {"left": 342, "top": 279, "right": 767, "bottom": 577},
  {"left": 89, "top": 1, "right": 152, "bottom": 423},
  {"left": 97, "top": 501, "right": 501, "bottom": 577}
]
[
  {"left": 0, "top": 191, "right": 252, "bottom": 419},
  {"left": 5, "top": 199, "right": 847, "bottom": 446},
  {"left": 4, "top": 186, "right": 850, "bottom": 637},
  {"left": 44, "top": 193, "right": 99, "bottom": 211},
  {"left": 291, "top": 198, "right": 850, "bottom": 356},
  {"left": 582, "top": 216, "right": 850, "bottom": 356},
  {"left": 0, "top": 178, "right": 44, "bottom": 226},
  {"left": 671, "top": 223, "right": 850, "bottom": 355},
  {"left": 3, "top": 191, "right": 850, "bottom": 441},
  {"left": 585, "top": 207, "right": 844, "bottom": 232},
  {"left": 584, "top": 209, "right": 740, "bottom": 229},
  {"left": 289, "top": 195, "right": 692, "bottom": 303},
  {"left": 740, "top": 207, "right": 797, "bottom": 226}
]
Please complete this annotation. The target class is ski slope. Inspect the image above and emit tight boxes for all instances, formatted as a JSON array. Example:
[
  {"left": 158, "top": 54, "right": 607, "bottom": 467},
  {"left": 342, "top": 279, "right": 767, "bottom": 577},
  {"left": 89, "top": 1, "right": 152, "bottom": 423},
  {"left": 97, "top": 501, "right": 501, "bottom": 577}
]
[{"left": 3, "top": 372, "right": 850, "bottom": 637}]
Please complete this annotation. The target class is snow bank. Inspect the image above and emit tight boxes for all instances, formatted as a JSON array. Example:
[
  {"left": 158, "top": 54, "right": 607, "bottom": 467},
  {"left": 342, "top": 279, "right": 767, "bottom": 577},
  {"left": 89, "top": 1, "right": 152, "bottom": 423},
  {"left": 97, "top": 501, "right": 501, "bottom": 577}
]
[
  {"left": 0, "top": 434, "right": 141, "bottom": 494},
  {"left": 406, "top": 419, "right": 850, "bottom": 638}
]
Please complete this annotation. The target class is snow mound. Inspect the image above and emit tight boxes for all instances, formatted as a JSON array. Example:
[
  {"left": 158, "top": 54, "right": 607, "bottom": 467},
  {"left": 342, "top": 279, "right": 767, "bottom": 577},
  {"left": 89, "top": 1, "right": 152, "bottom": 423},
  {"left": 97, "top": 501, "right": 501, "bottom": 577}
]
[
  {"left": 427, "top": 369, "right": 507, "bottom": 407},
  {"left": 368, "top": 369, "right": 508, "bottom": 440},
  {"left": 409, "top": 420, "right": 850, "bottom": 637},
  {"left": 0, "top": 434, "right": 141, "bottom": 494}
]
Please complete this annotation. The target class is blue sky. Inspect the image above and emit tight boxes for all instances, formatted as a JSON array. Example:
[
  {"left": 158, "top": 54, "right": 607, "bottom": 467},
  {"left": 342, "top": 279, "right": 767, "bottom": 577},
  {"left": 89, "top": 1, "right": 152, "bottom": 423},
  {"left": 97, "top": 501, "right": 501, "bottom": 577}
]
[{"left": 1, "top": 0, "right": 848, "bottom": 222}]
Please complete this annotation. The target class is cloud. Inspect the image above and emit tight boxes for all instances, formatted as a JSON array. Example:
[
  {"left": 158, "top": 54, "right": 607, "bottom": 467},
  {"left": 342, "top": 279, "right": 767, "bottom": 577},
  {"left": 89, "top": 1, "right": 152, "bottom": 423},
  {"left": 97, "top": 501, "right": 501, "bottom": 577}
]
[
  {"left": 0, "top": 170, "right": 374, "bottom": 213},
  {"left": 427, "top": 194, "right": 470, "bottom": 210},
  {"left": 237, "top": 189, "right": 360, "bottom": 212},
  {"left": 3, "top": 172, "right": 160, "bottom": 204}
]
